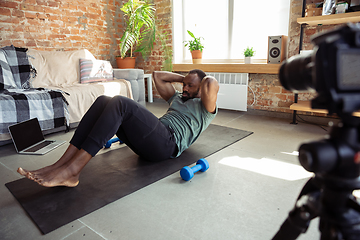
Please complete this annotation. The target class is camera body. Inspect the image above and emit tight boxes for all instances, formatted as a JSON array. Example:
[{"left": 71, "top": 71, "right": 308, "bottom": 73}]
[
  {"left": 280, "top": 24, "right": 360, "bottom": 176},
  {"left": 279, "top": 24, "right": 360, "bottom": 116}
]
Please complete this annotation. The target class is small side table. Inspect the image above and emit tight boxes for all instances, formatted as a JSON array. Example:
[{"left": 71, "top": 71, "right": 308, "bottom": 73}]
[{"left": 144, "top": 73, "right": 153, "bottom": 103}]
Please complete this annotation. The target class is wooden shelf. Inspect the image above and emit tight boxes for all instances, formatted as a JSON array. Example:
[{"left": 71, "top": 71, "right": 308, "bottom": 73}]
[
  {"left": 173, "top": 63, "right": 281, "bottom": 74},
  {"left": 297, "top": 12, "right": 360, "bottom": 26}
]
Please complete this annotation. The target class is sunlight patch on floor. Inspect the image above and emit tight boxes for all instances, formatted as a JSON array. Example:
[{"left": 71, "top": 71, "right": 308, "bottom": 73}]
[
  {"left": 219, "top": 156, "right": 313, "bottom": 181},
  {"left": 353, "top": 190, "right": 360, "bottom": 199},
  {"left": 281, "top": 151, "right": 299, "bottom": 156}
]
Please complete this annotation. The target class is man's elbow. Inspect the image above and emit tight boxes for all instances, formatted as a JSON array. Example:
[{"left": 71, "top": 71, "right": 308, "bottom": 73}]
[
  {"left": 152, "top": 71, "right": 159, "bottom": 81},
  {"left": 202, "top": 76, "right": 219, "bottom": 93}
]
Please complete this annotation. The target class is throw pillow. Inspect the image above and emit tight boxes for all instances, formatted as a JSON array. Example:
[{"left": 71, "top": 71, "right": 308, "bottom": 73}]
[{"left": 79, "top": 58, "right": 113, "bottom": 84}]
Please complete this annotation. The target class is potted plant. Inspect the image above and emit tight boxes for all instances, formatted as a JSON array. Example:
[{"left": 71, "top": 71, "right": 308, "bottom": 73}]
[
  {"left": 183, "top": 30, "right": 204, "bottom": 64},
  {"left": 243, "top": 47, "right": 255, "bottom": 64},
  {"left": 116, "top": 0, "right": 156, "bottom": 69}
]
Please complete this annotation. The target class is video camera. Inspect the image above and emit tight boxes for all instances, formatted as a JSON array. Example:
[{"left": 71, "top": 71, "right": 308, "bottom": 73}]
[
  {"left": 279, "top": 23, "right": 360, "bottom": 117},
  {"left": 272, "top": 24, "right": 360, "bottom": 240}
]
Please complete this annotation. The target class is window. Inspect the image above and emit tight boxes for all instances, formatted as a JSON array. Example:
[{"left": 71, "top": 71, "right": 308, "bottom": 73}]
[{"left": 172, "top": 0, "right": 291, "bottom": 63}]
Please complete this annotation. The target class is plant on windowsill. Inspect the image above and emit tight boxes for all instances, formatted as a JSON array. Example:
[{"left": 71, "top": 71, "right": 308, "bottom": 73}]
[
  {"left": 116, "top": 0, "right": 156, "bottom": 69},
  {"left": 243, "top": 47, "right": 255, "bottom": 64},
  {"left": 183, "top": 30, "right": 204, "bottom": 64}
]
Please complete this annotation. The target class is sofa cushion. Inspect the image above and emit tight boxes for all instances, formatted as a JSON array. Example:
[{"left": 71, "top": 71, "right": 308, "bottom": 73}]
[
  {"left": 79, "top": 58, "right": 113, "bottom": 83},
  {"left": 0, "top": 45, "right": 31, "bottom": 90},
  {"left": 113, "top": 69, "right": 145, "bottom": 106},
  {"left": 28, "top": 49, "right": 96, "bottom": 88}
]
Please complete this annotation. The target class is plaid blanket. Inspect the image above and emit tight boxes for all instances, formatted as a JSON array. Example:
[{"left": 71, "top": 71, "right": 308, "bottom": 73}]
[
  {"left": 0, "top": 45, "right": 32, "bottom": 90},
  {"left": 0, "top": 45, "right": 69, "bottom": 135},
  {"left": 0, "top": 88, "right": 69, "bottom": 134}
]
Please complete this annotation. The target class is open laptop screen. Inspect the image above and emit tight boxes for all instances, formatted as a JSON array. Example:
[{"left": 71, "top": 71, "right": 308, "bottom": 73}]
[{"left": 8, "top": 118, "right": 45, "bottom": 152}]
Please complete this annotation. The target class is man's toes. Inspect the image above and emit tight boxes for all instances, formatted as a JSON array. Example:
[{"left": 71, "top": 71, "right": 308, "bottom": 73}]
[
  {"left": 17, "top": 167, "right": 28, "bottom": 176},
  {"left": 26, "top": 172, "right": 36, "bottom": 180},
  {"left": 34, "top": 178, "right": 44, "bottom": 185}
]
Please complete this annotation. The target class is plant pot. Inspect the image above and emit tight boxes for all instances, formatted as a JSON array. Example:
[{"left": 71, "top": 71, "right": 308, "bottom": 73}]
[
  {"left": 244, "top": 56, "right": 252, "bottom": 64},
  {"left": 116, "top": 57, "right": 136, "bottom": 69},
  {"left": 191, "top": 50, "right": 202, "bottom": 64}
]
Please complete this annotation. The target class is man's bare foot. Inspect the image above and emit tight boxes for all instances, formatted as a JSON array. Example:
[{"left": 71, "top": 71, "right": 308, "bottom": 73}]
[
  {"left": 17, "top": 148, "right": 91, "bottom": 188},
  {"left": 17, "top": 166, "right": 79, "bottom": 187},
  {"left": 17, "top": 145, "right": 80, "bottom": 181}
]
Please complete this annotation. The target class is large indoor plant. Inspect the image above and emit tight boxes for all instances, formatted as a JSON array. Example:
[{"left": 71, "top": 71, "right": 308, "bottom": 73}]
[
  {"left": 117, "top": 0, "right": 156, "bottom": 69},
  {"left": 183, "top": 30, "right": 204, "bottom": 64}
]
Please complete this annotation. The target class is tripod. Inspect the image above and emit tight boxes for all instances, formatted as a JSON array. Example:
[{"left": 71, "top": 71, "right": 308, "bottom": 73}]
[{"left": 272, "top": 114, "right": 360, "bottom": 240}]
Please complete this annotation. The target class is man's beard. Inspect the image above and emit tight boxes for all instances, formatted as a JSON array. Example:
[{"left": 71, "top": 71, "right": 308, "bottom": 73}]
[
  {"left": 181, "top": 94, "right": 190, "bottom": 102},
  {"left": 181, "top": 91, "right": 198, "bottom": 102}
]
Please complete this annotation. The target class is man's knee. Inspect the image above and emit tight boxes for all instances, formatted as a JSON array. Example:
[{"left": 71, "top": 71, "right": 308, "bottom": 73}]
[
  {"left": 111, "top": 95, "right": 128, "bottom": 102},
  {"left": 111, "top": 95, "right": 138, "bottom": 110},
  {"left": 89, "top": 95, "right": 112, "bottom": 111},
  {"left": 96, "top": 95, "right": 112, "bottom": 105}
]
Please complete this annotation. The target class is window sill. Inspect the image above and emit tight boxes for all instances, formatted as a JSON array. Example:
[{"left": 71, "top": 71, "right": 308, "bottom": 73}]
[{"left": 173, "top": 63, "right": 281, "bottom": 74}]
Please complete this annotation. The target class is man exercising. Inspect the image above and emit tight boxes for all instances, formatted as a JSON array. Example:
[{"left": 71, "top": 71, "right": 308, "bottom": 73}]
[{"left": 17, "top": 69, "right": 219, "bottom": 187}]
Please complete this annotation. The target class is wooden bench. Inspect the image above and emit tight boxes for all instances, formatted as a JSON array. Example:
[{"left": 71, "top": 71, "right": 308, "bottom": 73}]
[{"left": 290, "top": 101, "right": 360, "bottom": 117}]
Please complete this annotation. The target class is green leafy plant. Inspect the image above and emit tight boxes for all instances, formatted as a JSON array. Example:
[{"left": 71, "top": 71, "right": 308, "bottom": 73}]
[
  {"left": 243, "top": 47, "right": 255, "bottom": 57},
  {"left": 118, "top": 0, "right": 156, "bottom": 59},
  {"left": 183, "top": 30, "right": 204, "bottom": 52}
]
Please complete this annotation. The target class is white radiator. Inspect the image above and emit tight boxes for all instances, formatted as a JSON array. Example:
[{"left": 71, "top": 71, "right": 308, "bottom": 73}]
[{"left": 206, "top": 72, "right": 248, "bottom": 111}]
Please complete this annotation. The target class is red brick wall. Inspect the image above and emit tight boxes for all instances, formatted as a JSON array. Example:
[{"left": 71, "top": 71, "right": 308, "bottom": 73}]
[{"left": 0, "top": 0, "right": 124, "bottom": 62}]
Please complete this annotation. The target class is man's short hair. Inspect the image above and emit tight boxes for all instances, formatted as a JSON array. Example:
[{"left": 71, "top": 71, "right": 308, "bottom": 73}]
[{"left": 189, "top": 69, "right": 206, "bottom": 82}]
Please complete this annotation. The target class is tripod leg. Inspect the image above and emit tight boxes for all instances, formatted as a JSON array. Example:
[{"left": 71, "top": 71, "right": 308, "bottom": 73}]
[
  {"left": 319, "top": 190, "right": 360, "bottom": 240},
  {"left": 272, "top": 217, "right": 309, "bottom": 240},
  {"left": 272, "top": 178, "right": 321, "bottom": 240}
]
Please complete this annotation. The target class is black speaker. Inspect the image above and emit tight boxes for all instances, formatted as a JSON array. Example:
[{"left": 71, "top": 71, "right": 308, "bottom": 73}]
[{"left": 267, "top": 35, "right": 288, "bottom": 64}]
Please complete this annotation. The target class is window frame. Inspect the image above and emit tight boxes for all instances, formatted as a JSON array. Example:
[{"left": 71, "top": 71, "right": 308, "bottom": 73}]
[{"left": 172, "top": 0, "right": 291, "bottom": 64}]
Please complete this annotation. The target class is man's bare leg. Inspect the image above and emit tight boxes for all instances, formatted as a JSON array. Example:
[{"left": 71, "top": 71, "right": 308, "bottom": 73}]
[
  {"left": 17, "top": 148, "right": 92, "bottom": 187},
  {"left": 17, "top": 144, "right": 80, "bottom": 180}
]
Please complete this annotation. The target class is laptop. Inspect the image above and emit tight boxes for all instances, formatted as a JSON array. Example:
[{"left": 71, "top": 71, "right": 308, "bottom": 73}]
[{"left": 8, "top": 118, "right": 66, "bottom": 155}]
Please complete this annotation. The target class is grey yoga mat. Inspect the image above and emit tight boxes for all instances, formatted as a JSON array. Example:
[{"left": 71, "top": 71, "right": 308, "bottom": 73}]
[{"left": 6, "top": 124, "right": 253, "bottom": 234}]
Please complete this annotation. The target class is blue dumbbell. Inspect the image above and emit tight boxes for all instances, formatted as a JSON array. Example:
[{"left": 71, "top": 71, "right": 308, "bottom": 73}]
[
  {"left": 180, "top": 158, "right": 209, "bottom": 181},
  {"left": 104, "top": 137, "right": 123, "bottom": 148}
]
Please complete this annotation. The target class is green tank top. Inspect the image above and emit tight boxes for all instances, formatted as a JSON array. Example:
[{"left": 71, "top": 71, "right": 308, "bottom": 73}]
[{"left": 159, "top": 91, "right": 217, "bottom": 158}]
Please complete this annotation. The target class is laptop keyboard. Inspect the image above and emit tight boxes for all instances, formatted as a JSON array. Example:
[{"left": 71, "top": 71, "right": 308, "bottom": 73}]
[{"left": 24, "top": 141, "right": 54, "bottom": 153}]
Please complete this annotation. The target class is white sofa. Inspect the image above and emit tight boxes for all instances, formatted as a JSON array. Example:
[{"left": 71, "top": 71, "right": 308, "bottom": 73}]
[{"left": 0, "top": 48, "right": 145, "bottom": 145}]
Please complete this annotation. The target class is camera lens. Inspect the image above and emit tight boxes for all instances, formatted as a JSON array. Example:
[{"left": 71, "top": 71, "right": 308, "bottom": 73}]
[{"left": 279, "top": 52, "right": 314, "bottom": 92}]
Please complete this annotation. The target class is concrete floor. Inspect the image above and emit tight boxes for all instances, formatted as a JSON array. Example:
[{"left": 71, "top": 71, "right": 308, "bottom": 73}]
[{"left": 0, "top": 100, "right": 343, "bottom": 240}]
